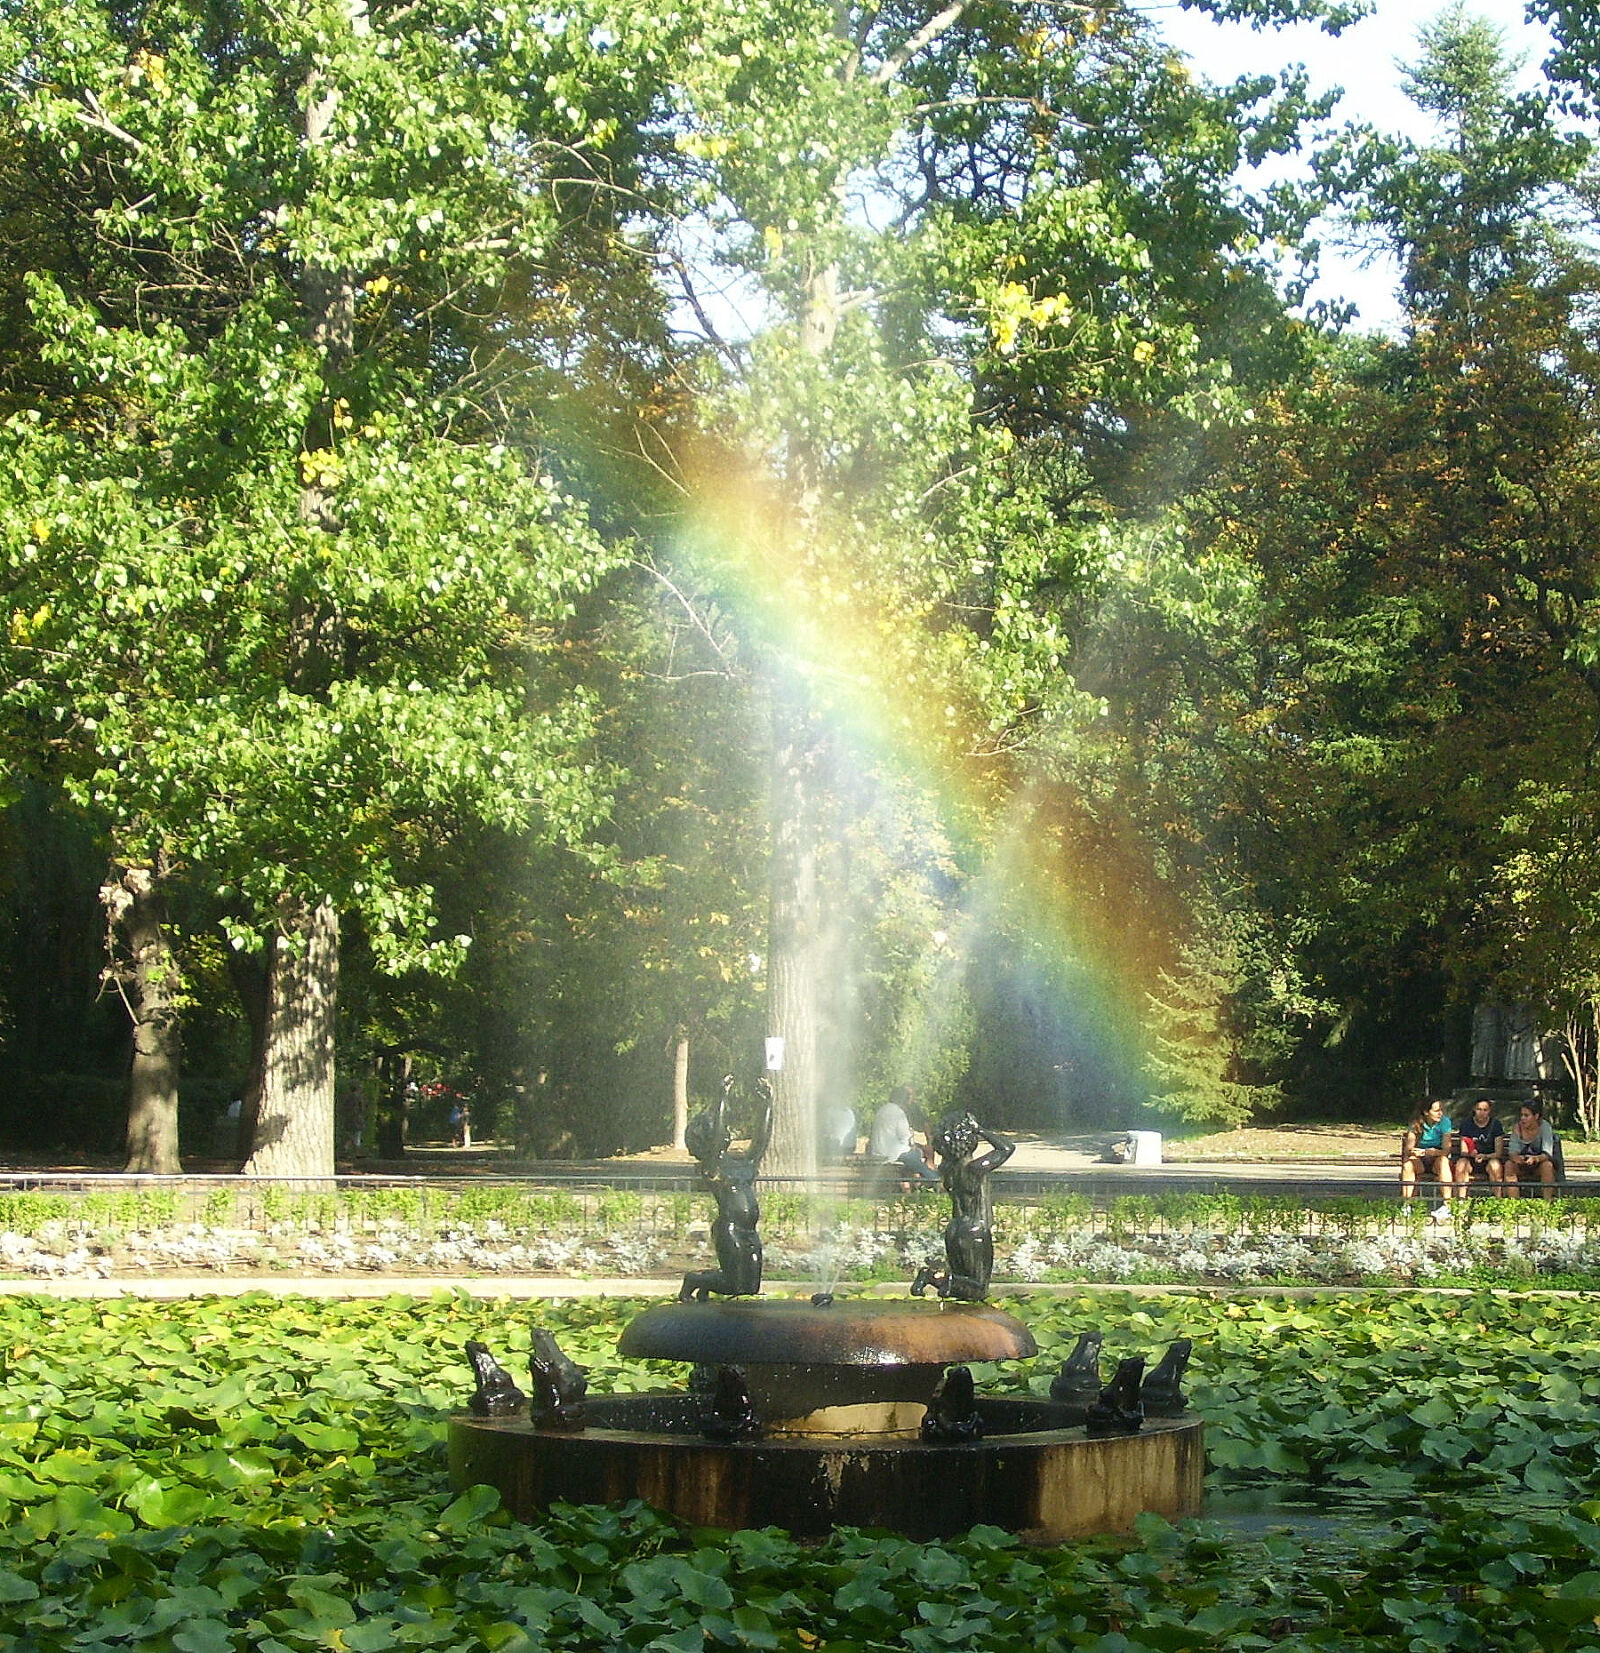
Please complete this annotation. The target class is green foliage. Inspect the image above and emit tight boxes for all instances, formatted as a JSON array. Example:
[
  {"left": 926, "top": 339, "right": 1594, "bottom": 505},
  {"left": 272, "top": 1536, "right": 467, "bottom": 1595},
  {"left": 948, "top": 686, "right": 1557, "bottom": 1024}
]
[
  {"left": 0, "top": 1194, "right": 70, "bottom": 1231},
  {"left": 0, "top": 0, "right": 647, "bottom": 1028},
  {"left": 1144, "top": 939, "right": 1287, "bottom": 1127},
  {"left": 1071, "top": 9, "right": 1600, "bottom": 1115},
  {"left": 646, "top": 0, "right": 1363, "bottom": 1160},
  {"left": 1537, "top": 0, "right": 1600, "bottom": 112},
  {"left": 5, "top": 0, "right": 1597, "bottom": 1161},
  {"left": 0, "top": 1190, "right": 188, "bottom": 1233},
  {"left": 7, "top": 1291, "right": 1600, "bottom": 1651}
]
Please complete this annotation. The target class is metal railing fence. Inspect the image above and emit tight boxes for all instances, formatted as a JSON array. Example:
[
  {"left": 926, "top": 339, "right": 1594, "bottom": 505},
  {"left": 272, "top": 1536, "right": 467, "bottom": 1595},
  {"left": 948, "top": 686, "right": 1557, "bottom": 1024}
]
[{"left": 0, "top": 1170, "right": 1593, "bottom": 1247}]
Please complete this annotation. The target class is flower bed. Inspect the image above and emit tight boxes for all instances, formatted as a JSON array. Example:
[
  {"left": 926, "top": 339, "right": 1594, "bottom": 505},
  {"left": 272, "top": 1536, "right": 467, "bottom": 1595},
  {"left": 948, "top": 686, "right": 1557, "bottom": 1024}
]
[{"left": 3, "top": 1184, "right": 1599, "bottom": 1287}]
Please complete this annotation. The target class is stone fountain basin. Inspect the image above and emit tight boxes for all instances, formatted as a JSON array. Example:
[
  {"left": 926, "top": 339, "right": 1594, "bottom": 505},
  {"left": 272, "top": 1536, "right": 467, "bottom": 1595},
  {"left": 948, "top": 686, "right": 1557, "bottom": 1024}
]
[
  {"left": 449, "top": 1300, "right": 1202, "bottom": 1539},
  {"left": 449, "top": 1394, "right": 1204, "bottom": 1540},
  {"left": 618, "top": 1297, "right": 1038, "bottom": 1432},
  {"left": 619, "top": 1297, "right": 1038, "bottom": 1366}
]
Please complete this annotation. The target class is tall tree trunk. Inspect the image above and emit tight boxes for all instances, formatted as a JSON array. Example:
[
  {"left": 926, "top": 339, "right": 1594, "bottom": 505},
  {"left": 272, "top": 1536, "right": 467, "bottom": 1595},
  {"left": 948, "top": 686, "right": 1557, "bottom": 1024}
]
[
  {"left": 376, "top": 1051, "right": 411, "bottom": 1158},
  {"left": 671, "top": 1028, "right": 690, "bottom": 1150},
  {"left": 227, "top": 936, "right": 271, "bottom": 1166},
  {"left": 241, "top": 897, "right": 339, "bottom": 1179},
  {"left": 239, "top": 6, "right": 361, "bottom": 1182},
  {"left": 104, "top": 863, "right": 183, "bottom": 1174},
  {"left": 766, "top": 691, "right": 821, "bottom": 1176}
]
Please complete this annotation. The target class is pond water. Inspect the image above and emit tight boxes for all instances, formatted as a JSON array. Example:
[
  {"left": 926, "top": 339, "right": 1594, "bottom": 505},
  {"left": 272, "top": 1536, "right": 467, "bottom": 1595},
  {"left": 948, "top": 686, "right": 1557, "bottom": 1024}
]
[
  {"left": 1204, "top": 1482, "right": 1392, "bottom": 1544},
  {"left": 1203, "top": 1479, "right": 1569, "bottom": 1543}
]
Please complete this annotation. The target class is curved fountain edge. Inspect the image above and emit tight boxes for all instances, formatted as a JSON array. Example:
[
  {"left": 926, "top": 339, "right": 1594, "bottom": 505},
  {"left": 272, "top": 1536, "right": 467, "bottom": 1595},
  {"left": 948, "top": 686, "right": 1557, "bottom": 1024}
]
[{"left": 448, "top": 1395, "right": 1205, "bottom": 1540}]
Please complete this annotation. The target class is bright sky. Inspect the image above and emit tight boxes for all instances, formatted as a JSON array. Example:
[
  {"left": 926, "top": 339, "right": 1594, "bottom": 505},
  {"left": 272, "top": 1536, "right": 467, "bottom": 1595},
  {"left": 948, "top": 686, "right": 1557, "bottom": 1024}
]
[{"left": 1136, "top": 0, "right": 1559, "bottom": 331}]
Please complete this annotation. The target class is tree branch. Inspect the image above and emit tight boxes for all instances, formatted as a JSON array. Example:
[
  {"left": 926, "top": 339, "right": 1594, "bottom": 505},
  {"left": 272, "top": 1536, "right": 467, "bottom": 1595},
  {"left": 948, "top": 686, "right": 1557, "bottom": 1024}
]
[
  {"left": 632, "top": 557, "right": 740, "bottom": 672},
  {"left": 73, "top": 90, "right": 145, "bottom": 153},
  {"left": 670, "top": 255, "right": 744, "bottom": 368},
  {"left": 871, "top": 0, "right": 972, "bottom": 86}
]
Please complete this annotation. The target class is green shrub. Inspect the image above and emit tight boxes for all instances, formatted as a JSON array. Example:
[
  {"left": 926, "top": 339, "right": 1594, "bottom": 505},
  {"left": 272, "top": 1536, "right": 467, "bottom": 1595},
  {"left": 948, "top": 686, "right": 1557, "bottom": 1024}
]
[{"left": 0, "top": 1192, "right": 71, "bottom": 1232}]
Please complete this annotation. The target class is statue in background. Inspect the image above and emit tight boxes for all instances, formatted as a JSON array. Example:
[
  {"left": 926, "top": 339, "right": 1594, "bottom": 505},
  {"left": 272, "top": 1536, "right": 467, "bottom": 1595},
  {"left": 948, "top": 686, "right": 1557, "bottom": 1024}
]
[
  {"left": 678, "top": 1075, "right": 774, "bottom": 1301},
  {"left": 910, "top": 1110, "right": 1014, "bottom": 1301}
]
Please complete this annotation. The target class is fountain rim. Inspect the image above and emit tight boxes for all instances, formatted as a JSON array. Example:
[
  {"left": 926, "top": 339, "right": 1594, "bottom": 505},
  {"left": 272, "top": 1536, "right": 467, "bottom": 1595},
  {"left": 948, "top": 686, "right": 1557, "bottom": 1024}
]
[{"left": 617, "top": 1295, "right": 1038, "bottom": 1368}]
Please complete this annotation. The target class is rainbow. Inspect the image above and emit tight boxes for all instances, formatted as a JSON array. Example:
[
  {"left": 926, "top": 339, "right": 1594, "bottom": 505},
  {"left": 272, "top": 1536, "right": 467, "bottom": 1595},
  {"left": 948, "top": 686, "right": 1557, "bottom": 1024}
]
[{"left": 675, "top": 445, "right": 1169, "bottom": 1121}]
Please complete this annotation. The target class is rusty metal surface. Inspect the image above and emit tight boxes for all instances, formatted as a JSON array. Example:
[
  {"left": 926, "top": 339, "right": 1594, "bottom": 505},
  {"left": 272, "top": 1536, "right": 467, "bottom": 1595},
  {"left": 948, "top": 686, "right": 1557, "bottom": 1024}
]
[{"left": 617, "top": 1297, "right": 1037, "bottom": 1367}]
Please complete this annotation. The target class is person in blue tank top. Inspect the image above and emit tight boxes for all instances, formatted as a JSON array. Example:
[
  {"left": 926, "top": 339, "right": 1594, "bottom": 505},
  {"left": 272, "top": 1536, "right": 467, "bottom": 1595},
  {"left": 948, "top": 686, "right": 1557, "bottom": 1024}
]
[{"left": 1401, "top": 1097, "right": 1459, "bottom": 1200}]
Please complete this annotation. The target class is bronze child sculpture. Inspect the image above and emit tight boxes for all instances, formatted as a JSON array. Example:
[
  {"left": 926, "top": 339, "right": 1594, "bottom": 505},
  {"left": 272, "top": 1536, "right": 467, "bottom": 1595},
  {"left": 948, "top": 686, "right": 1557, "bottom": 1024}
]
[
  {"left": 678, "top": 1075, "right": 775, "bottom": 1301},
  {"left": 911, "top": 1110, "right": 1014, "bottom": 1301}
]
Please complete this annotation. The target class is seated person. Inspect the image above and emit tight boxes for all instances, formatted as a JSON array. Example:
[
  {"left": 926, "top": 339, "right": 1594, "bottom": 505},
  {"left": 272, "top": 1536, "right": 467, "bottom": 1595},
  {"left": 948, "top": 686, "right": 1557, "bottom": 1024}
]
[
  {"left": 820, "top": 1102, "right": 857, "bottom": 1163},
  {"left": 1451, "top": 1096, "right": 1506, "bottom": 1193},
  {"left": 1503, "top": 1100, "right": 1559, "bottom": 1198},
  {"left": 868, "top": 1086, "right": 939, "bottom": 1185},
  {"left": 1401, "top": 1098, "right": 1459, "bottom": 1199}
]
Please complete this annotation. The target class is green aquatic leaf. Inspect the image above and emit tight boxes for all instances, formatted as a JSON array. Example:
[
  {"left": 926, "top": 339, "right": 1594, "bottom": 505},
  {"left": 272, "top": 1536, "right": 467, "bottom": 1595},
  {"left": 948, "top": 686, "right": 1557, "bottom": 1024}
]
[
  {"left": 476, "top": 1624, "right": 538, "bottom": 1653},
  {"left": 12, "top": 1291, "right": 1600, "bottom": 1652},
  {"left": 676, "top": 1561, "right": 735, "bottom": 1612},
  {"left": 342, "top": 1619, "right": 409, "bottom": 1650},
  {"left": 127, "top": 1477, "right": 219, "bottom": 1529},
  {"left": 438, "top": 1483, "right": 502, "bottom": 1527},
  {"left": 173, "top": 1620, "right": 238, "bottom": 1653},
  {"left": 645, "top": 1627, "right": 706, "bottom": 1653},
  {"left": 1409, "top": 1396, "right": 1453, "bottom": 1429},
  {"left": 0, "top": 1568, "right": 40, "bottom": 1602}
]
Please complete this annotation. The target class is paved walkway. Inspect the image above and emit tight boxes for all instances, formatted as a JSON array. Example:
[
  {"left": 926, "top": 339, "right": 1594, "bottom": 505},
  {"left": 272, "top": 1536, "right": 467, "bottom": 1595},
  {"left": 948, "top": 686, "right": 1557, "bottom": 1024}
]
[
  {"left": 4, "top": 1132, "right": 1592, "bottom": 1191},
  {"left": 376, "top": 1136, "right": 1494, "bottom": 1185},
  {"left": 1003, "top": 1142, "right": 1381, "bottom": 1179},
  {"left": 1, "top": 1276, "right": 1588, "bottom": 1300}
]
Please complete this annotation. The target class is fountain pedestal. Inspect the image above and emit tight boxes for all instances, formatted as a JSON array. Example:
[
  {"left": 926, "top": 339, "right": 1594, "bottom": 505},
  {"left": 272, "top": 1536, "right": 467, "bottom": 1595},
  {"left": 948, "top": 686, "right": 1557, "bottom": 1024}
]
[{"left": 621, "top": 1297, "right": 1035, "bottom": 1434}]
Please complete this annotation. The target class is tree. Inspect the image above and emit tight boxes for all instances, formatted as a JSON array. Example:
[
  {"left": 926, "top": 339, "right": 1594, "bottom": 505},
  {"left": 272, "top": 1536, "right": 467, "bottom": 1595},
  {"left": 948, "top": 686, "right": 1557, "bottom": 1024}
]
[
  {"left": 654, "top": 0, "right": 1352, "bottom": 1167},
  {"left": 0, "top": 0, "right": 1369, "bottom": 1164},
  {"left": 0, "top": 0, "right": 656, "bottom": 1171},
  {"left": 1108, "top": 6, "right": 1600, "bottom": 1115}
]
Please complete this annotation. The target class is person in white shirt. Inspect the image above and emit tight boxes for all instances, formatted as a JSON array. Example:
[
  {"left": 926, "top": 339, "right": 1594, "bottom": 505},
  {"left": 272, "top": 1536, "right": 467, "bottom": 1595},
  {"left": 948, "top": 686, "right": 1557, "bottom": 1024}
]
[{"left": 868, "top": 1086, "right": 938, "bottom": 1184}]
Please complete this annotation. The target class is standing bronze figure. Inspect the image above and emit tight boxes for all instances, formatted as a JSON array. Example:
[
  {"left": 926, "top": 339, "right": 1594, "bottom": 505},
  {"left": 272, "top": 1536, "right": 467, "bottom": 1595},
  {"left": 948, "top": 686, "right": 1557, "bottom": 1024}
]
[
  {"left": 910, "top": 1110, "right": 1014, "bottom": 1301},
  {"left": 678, "top": 1075, "right": 774, "bottom": 1301}
]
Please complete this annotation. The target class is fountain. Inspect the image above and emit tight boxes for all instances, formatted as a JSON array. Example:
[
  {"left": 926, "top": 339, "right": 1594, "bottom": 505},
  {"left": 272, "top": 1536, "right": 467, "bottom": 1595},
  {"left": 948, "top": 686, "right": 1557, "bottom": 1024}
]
[{"left": 448, "top": 1087, "right": 1204, "bottom": 1541}]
